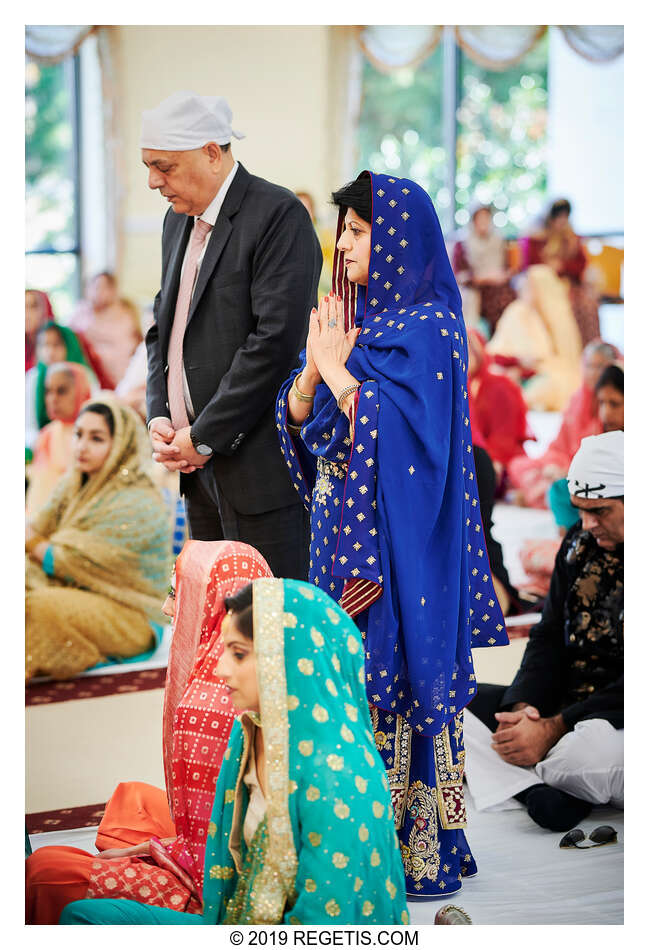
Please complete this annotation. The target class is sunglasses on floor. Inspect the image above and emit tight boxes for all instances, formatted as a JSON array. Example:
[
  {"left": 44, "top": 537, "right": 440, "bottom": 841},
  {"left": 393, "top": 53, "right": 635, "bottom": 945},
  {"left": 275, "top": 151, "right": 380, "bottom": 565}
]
[{"left": 559, "top": 825, "right": 618, "bottom": 849}]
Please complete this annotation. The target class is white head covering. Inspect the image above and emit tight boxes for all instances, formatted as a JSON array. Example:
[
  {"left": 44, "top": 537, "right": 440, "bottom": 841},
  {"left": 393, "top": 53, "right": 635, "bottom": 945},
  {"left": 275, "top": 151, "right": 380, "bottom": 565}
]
[
  {"left": 567, "top": 430, "right": 624, "bottom": 499},
  {"left": 140, "top": 91, "right": 245, "bottom": 151}
]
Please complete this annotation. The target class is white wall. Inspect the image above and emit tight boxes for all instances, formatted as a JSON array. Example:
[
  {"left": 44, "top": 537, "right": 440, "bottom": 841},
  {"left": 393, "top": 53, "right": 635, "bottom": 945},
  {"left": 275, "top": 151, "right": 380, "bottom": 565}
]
[{"left": 547, "top": 27, "right": 623, "bottom": 235}]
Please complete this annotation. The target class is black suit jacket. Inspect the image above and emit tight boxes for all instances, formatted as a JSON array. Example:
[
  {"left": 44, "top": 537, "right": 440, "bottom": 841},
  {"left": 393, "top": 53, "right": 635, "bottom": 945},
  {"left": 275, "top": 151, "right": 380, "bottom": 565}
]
[{"left": 146, "top": 164, "right": 322, "bottom": 514}]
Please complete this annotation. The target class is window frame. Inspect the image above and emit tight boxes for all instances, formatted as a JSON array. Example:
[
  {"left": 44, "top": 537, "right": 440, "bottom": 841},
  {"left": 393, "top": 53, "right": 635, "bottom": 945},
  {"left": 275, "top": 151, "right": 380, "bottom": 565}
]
[{"left": 25, "top": 52, "right": 83, "bottom": 300}]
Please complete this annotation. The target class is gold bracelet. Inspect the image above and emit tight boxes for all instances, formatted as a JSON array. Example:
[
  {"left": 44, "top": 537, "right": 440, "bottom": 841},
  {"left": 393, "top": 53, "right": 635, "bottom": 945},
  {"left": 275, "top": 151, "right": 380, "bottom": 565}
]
[
  {"left": 25, "top": 534, "right": 45, "bottom": 554},
  {"left": 287, "top": 421, "right": 302, "bottom": 435},
  {"left": 291, "top": 372, "right": 315, "bottom": 403}
]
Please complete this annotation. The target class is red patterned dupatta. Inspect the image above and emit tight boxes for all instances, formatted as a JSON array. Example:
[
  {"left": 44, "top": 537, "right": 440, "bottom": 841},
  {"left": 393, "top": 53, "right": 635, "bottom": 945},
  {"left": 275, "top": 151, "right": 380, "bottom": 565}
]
[
  {"left": 162, "top": 541, "right": 272, "bottom": 894},
  {"left": 88, "top": 541, "right": 271, "bottom": 912}
]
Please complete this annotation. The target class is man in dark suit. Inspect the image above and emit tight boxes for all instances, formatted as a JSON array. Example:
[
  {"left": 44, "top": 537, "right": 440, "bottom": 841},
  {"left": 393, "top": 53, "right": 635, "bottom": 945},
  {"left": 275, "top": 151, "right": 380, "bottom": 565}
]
[{"left": 141, "top": 92, "right": 321, "bottom": 579}]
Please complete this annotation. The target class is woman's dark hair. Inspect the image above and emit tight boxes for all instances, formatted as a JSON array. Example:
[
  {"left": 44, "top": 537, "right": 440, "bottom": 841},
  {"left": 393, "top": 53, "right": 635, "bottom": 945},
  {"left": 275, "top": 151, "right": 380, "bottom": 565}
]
[
  {"left": 224, "top": 582, "right": 254, "bottom": 639},
  {"left": 595, "top": 364, "right": 624, "bottom": 395},
  {"left": 548, "top": 198, "right": 572, "bottom": 220},
  {"left": 331, "top": 173, "right": 372, "bottom": 224},
  {"left": 78, "top": 402, "right": 115, "bottom": 436}
]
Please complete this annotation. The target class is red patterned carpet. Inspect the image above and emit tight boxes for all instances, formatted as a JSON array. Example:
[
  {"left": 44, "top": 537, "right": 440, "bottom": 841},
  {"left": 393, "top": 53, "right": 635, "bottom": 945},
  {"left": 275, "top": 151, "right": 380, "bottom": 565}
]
[
  {"left": 26, "top": 803, "right": 106, "bottom": 835},
  {"left": 26, "top": 667, "right": 167, "bottom": 707}
]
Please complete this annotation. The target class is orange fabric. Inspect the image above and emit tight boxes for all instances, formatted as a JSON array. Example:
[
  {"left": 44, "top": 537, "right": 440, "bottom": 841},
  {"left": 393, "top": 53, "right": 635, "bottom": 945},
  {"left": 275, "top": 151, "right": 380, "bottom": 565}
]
[
  {"left": 26, "top": 784, "right": 175, "bottom": 924},
  {"left": 26, "top": 846, "right": 102, "bottom": 925},
  {"left": 94, "top": 781, "right": 176, "bottom": 851}
]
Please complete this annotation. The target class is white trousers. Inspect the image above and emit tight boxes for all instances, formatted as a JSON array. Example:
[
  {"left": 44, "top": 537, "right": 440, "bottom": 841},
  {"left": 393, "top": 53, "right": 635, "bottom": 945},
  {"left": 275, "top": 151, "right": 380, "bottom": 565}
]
[{"left": 464, "top": 710, "right": 624, "bottom": 811}]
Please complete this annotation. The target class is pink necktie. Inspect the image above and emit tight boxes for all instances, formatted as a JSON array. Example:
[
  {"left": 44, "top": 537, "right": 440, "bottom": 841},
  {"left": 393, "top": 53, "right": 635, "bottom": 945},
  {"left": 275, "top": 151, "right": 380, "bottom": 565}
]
[{"left": 167, "top": 218, "right": 213, "bottom": 429}]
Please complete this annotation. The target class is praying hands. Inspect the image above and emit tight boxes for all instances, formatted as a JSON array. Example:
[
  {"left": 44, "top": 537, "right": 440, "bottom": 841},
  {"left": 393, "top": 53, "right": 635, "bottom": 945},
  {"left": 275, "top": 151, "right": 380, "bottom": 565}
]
[{"left": 149, "top": 418, "right": 207, "bottom": 473}]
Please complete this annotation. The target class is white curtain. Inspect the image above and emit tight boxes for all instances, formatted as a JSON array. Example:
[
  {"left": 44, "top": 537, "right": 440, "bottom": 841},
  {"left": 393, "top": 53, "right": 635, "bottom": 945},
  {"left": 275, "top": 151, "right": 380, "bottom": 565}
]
[
  {"left": 559, "top": 26, "right": 624, "bottom": 63},
  {"left": 358, "top": 25, "right": 443, "bottom": 72},
  {"left": 357, "top": 25, "right": 623, "bottom": 70},
  {"left": 25, "top": 25, "right": 96, "bottom": 63},
  {"left": 455, "top": 26, "right": 547, "bottom": 69}
]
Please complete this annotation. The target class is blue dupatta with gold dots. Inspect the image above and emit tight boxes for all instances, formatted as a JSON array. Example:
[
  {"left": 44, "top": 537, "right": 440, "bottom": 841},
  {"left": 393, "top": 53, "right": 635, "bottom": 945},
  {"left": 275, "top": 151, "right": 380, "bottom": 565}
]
[{"left": 276, "top": 172, "right": 508, "bottom": 740}]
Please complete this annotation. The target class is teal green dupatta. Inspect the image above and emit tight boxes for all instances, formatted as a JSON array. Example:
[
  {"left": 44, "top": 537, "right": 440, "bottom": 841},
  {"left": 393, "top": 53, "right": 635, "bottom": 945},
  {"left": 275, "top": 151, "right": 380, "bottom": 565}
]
[{"left": 201, "top": 578, "right": 409, "bottom": 925}]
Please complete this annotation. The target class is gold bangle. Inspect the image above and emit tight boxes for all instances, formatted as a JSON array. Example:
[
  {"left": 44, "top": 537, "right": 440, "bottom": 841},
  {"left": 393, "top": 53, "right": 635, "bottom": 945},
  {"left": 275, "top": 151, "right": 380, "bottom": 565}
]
[
  {"left": 25, "top": 534, "right": 45, "bottom": 554},
  {"left": 291, "top": 372, "right": 315, "bottom": 403}
]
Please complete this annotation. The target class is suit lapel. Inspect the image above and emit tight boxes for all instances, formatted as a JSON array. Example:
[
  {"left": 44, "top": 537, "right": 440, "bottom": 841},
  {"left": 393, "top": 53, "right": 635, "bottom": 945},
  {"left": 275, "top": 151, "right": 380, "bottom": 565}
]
[{"left": 186, "top": 164, "right": 252, "bottom": 326}]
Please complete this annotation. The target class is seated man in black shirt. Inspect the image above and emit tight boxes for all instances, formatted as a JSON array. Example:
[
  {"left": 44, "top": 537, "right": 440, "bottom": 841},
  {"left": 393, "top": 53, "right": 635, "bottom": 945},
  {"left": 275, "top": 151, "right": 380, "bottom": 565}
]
[{"left": 466, "top": 430, "right": 623, "bottom": 831}]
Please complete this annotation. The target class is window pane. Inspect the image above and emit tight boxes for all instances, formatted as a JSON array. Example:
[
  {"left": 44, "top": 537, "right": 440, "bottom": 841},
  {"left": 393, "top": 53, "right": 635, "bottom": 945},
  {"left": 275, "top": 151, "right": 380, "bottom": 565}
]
[
  {"left": 456, "top": 35, "right": 548, "bottom": 234},
  {"left": 357, "top": 46, "right": 448, "bottom": 223},
  {"left": 25, "top": 56, "right": 78, "bottom": 253},
  {"left": 25, "top": 253, "right": 78, "bottom": 323}
]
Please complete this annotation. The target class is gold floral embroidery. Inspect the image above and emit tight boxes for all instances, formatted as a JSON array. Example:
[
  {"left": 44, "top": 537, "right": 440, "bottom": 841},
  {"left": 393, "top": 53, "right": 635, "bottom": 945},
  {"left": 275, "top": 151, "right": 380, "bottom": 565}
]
[
  {"left": 224, "top": 789, "right": 235, "bottom": 804},
  {"left": 310, "top": 627, "right": 324, "bottom": 647},
  {"left": 385, "top": 877, "right": 397, "bottom": 899},
  {"left": 312, "top": 704, "right": 329, "bottom": 723},
  {"left": 326, "top": 607, "right": 340, "bottom": 625},
  {"left": 325, "top": 899, "right": 341, "bottom": 917},
  {"left": 401, "top": 780, "right": 441, "bottom": 885},
  {"left": 341, "top": 724, "right": 355, "bottom": 743},
  {"left": 332, "top": 852, "right": 350, "bottom": 869},
  {"left": 327, "top": 753, "right": 344, "bottom": 771},
  {"left": 326, "top": 679, "right": 338, "bottom": 696},
  {"left": 372, "top": 801, "right": 385, "bottom": 819},
  {"left": 358, "top": 824, "right": 369, "bottom": 842},
  {"left": 207, "top": 821, "right": 217, "bottom": 838},
  {"left": 305, "top": 879, "right": 317, "bottom": 893},
  {"left": 306, "top": 785, "right": 320, "bottom": 802},
  {"left": 297, "top": 585, "right": 315, "bottom": 600},
  {"left": 298, "top": 740, "right": 313, "bottom": 756},
  {"left": 283, "top": 612, "right": 298, "bottom": 628},
  {"left": 354, "top": 877, "right": 363, "bottom": 892},
  {"left": 370, "top": 849, "right": 380, "bottom": 867},
  {"left": 355, "top": 776, "right": 368, "bottom": 793},
  {"left": 362, "top": 901, "right": 375, "bottom": 916},
  {"left": 345, "top": 703, "right": 358, "bottom": 722},
  {"left": 332, "top": 655, "right": 341, "bottom": 673},
  {"left": 209, "top": 864, "right": 234, "bottom": 880},
  {"left": 347, "top": 635, "right": 360, "bottom": 654},
  {"left": 364, "top": 748, "right": 374, "bottom": 767},
  {"left": 334, "top": 800, "right": 350, "bottom": 819},
  {"left": 308, "top": 832, "right": 322, "bottom": 847},
  {"left": 297, "top": 658, "right": 314, "bottom": 675},
  {"left": 287, "top": 695, "right": 300, "bottom": 711}
]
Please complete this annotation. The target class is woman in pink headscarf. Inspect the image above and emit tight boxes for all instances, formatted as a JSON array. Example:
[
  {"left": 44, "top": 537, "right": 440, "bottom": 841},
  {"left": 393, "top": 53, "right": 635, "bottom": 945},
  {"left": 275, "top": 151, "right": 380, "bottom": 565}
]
[
  {"left": 509, "top": 339, "right": 621, "bottom": 508},
  {"left": 25, "top": 540, "right": 272, "bottom": 924}
]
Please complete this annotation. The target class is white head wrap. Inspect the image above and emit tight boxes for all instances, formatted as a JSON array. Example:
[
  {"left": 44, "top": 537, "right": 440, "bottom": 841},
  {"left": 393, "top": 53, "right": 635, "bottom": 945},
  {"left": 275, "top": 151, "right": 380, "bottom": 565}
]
[
  {"left": 567, "top": 430, "right": 624, "bottom": 499},
  {"left": 140, "top": 91, "right": 245, "bottom": 151}
]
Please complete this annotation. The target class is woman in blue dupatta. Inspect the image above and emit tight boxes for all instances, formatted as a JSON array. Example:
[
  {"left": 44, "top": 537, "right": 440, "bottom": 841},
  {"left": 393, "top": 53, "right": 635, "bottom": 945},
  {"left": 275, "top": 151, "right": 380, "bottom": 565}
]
[
  {"left": 275, "top": 172, "right": 509, "bottom": 898},
  {"left": 60, "top": 578, "right": 408, "bottom": 925}
]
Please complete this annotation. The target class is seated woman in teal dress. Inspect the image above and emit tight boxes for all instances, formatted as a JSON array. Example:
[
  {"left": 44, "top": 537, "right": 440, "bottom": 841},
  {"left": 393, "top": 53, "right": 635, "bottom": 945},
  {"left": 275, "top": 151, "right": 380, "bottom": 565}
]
[{"left": 60, "top": 578, "right": 409, "bottom": 925}]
